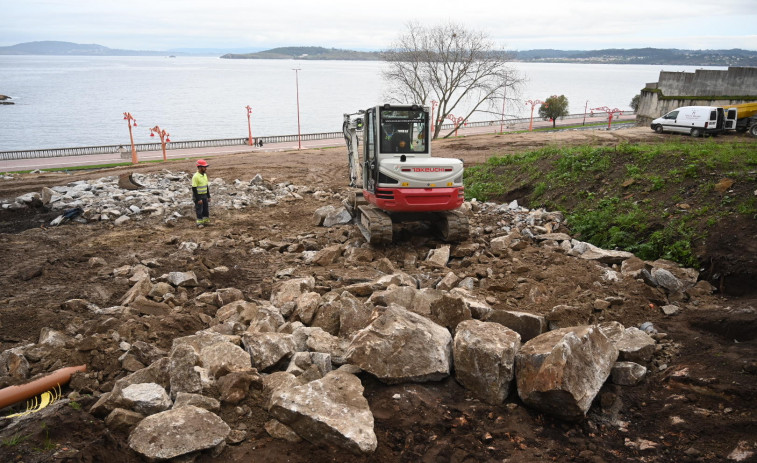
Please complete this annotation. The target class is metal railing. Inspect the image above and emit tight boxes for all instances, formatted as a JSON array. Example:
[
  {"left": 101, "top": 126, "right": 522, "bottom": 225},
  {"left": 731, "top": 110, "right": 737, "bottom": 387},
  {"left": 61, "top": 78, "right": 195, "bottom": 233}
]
[{"left": 0, "top": 113, "right": 634, "bottom": 161}]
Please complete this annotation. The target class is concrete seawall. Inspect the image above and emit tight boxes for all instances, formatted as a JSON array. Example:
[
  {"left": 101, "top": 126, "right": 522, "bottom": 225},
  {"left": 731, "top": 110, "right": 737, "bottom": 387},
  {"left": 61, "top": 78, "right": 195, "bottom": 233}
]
[{"left": 637, "top": 66, "right": 757, "bottom": 125}]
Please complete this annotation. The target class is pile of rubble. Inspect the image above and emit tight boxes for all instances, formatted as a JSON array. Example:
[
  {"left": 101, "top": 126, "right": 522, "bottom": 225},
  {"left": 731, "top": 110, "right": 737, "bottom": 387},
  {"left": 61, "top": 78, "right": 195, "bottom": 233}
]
[
  {"left": 0, "top": 191, "right": 714, "bottom": 459},
  {"left": 2, "top": 171, "right": 309, "bottom": 225}
]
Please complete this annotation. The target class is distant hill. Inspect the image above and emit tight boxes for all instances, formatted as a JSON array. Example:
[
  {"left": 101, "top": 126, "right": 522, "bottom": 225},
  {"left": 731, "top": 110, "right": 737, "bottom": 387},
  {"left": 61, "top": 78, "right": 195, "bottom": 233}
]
[
  {"left": 511, "top": 48, "right": 757, "bottom": 66},
  {"left": 220, "top": 46, "right": 380, "bottom": 60},
  {"left": 2, "top": 41, "right": 755, "bottom": 66},
  {"left": 0, "top": 41, "right": 174, "bottom": 56}
]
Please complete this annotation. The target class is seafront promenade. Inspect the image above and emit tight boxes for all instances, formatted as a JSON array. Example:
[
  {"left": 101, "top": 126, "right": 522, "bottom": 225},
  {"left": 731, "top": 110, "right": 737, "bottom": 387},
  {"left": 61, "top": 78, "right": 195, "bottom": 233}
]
[{"left": 0, "top": 113, "right": 636, "bottom": 172}]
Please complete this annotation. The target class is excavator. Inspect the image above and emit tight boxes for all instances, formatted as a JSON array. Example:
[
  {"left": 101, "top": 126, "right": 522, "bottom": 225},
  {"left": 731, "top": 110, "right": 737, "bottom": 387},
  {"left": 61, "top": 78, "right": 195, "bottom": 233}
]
[{"left": 343, "top": 104, "right": 469, "bottom": 244}]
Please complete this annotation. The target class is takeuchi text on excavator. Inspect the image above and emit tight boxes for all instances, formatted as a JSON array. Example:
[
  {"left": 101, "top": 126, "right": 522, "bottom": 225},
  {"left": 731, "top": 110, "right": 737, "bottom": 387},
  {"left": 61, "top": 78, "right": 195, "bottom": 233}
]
[{"left": 342, "top": 104, "right": 469, "bottom": 244}]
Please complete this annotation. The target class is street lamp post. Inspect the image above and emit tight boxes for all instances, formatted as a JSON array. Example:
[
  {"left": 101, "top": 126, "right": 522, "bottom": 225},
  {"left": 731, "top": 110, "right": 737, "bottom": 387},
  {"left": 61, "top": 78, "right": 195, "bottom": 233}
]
[
  {"left": 293, "top": 68, "right": 302, "bottom": 150},
  {"left": 525, "top": 100, "right": 546, "bottom": 132},
  {"left": 123, "top": 112, "right": 138, "bottom": 164},
  {"left": 430, "top": 100, "right": 438, "bottom": 139},
  {"left": 500, "top": 85, "right": 507, "bottom": 134},
  {"left": 583, "top": 100, "right": 589, "bottom": 126},
  {"left": 246, "top": 105, "right": 253, "bottom": 146},
  {"left": 149, "top": 125, "right": 171, "bottom": 161},
  {"left": 591, "top": 106, "right": 623, "bottom": 129}
]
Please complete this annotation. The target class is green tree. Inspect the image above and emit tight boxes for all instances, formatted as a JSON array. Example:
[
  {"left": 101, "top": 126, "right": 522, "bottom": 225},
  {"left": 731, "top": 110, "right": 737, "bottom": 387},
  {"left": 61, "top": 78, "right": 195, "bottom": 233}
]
[
  {"left": 382, "top": 22, "right": 523, "bottom": 139},
  {"left": 538, "top": 95, "right": 569, "bottom": 128},
  {"left": 630, "top": 94, "right": 641, "bottom": 112}
]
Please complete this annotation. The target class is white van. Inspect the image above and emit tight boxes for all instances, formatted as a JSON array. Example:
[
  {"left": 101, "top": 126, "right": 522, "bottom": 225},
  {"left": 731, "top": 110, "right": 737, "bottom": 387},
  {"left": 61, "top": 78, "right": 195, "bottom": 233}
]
[{"left": 651, "top": 106, "right": 728, "bottom": 137}]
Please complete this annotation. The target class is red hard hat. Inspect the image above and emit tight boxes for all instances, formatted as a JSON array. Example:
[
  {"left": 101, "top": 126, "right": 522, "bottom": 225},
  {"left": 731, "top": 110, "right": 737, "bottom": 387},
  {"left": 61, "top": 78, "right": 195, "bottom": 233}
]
[{"left": 196, "top": 159, "right": 208, "bottom": 167}]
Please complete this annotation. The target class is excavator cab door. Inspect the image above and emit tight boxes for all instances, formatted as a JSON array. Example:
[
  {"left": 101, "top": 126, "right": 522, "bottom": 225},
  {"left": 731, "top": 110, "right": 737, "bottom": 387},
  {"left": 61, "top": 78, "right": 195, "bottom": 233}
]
[{"left": 363, "top": 108, "right": 378, "bottom": 193}]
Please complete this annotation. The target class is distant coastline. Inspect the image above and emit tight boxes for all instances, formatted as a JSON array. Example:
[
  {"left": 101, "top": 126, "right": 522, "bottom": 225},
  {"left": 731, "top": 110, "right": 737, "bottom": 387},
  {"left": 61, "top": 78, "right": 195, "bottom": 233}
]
[{"left": 2, "top": 41, "right": 756, "bottom": 66}]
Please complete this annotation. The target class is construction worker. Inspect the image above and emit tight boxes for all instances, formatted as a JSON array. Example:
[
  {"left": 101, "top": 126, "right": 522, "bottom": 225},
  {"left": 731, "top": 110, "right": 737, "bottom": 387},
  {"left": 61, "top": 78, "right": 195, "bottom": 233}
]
[{"left": 192, "top": 159, "right": 211, "bottom": 226}]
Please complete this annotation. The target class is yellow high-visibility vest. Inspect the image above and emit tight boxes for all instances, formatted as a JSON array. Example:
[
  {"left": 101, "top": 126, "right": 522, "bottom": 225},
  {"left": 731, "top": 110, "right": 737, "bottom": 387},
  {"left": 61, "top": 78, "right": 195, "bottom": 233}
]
[{"left": 192, "top": 172, "right": 209, "bottom": 195}]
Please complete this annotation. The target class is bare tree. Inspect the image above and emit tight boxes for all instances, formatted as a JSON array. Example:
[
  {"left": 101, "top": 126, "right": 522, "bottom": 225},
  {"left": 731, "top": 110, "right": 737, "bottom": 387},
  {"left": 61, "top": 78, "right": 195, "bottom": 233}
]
[{"left": 382, "top": 22, "right": 523, "bottom": 139}]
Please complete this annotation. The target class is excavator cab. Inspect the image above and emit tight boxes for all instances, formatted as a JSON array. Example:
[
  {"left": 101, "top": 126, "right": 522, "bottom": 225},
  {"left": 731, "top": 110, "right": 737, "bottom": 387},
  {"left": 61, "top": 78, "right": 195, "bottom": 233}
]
[{"left": 378, "top": 108, "right": 428, "bottom": 155}]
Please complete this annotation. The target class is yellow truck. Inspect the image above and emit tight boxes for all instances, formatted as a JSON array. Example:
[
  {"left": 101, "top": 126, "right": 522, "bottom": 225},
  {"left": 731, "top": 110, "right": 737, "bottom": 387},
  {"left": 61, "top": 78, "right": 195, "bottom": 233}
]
[{"left": 722, "top": 102, "right": 757, "bottom": 137}]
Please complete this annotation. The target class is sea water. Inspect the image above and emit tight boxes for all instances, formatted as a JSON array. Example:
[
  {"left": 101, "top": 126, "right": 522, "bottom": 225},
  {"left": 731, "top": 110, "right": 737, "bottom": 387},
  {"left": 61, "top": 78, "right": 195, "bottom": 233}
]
[{"left": 0, "top": 56, "right": 724, "bottom": 151}]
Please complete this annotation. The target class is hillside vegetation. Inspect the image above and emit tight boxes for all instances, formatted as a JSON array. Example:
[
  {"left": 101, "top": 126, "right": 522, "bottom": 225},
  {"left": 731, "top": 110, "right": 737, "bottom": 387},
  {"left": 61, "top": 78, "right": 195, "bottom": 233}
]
[
  {"left": 220, "top": 46, "right": 379, "bottom": 60},
  {"left": 464, "top": 138, "right": 757, "bottom": 291}
]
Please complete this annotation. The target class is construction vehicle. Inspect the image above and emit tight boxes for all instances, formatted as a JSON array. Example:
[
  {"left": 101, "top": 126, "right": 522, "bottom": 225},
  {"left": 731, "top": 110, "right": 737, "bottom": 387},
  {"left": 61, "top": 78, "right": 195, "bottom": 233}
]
[
  {"left": 343, "top": 104, "right": 469, "bottom": 244},
  {"left": 722, "top": 102, "right": 757, "bottom": 137}
]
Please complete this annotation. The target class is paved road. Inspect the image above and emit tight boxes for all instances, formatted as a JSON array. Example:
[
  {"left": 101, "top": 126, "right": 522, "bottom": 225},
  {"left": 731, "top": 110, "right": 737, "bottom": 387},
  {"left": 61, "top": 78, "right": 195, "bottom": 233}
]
[{"left": 0, "top": 115, "right": 636, "bottom": 172}]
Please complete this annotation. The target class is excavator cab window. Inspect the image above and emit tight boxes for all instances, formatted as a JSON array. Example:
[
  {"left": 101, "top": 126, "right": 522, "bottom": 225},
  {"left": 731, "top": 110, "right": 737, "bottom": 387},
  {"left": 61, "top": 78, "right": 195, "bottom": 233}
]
[{"left": 379, "top": 108, "right": 428, "bottom": 155}]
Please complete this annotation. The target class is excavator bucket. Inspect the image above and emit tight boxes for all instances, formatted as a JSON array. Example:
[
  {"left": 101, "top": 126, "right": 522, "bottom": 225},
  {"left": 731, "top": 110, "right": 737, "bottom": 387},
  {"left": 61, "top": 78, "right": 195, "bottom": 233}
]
[{"left": 118, "top": 172, "right": 143, "bottom": 190}]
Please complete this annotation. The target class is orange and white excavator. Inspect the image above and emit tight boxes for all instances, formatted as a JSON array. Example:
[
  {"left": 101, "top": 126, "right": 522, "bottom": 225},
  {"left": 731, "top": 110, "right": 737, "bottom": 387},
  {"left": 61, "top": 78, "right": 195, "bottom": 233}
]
[{"left": 343, "top": 104, "right": 469, "bottom": 244}]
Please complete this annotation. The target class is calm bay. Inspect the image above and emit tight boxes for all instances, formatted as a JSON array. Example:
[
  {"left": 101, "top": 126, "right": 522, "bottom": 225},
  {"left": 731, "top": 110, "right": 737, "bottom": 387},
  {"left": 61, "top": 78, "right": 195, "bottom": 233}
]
[{"left": 0, "top": 56, "right": 725, "bottom": 151}]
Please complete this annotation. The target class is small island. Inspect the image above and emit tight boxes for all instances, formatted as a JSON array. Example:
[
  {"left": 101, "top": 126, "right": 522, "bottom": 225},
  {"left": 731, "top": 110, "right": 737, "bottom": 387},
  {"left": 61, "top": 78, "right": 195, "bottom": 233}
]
[{"left": 220, "top": 46, "right": 380, "bottom": 61}]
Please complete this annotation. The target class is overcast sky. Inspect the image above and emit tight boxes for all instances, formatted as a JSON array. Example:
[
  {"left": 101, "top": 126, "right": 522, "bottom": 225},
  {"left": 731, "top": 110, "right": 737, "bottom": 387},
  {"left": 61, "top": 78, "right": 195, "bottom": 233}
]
[{"left": 4, "top": 0, "right": 756, "bottom": 51}]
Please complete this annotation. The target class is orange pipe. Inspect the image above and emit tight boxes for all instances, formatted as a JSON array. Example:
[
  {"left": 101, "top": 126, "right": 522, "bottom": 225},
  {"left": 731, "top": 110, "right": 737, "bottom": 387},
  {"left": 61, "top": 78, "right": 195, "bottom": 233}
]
[{"left": 0, "top": 365, "right": 86, "bottom": 410}]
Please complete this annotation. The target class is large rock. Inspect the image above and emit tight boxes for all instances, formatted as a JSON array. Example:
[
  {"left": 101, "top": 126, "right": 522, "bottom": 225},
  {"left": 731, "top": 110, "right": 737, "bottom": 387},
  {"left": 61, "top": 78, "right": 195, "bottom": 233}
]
[
  {"left": 312, "top": 244, "right": 343, "bottom": 266},
  {"left": 601, "top": 324, "right": 656, "bottom": 363},
  {"left": 245, "top": 304, "right": 286, "bottom": 333},
  {"left": 337, "top": 292, "right": 373, "bottom": 338},
  {"left": 119, "top": 275, "right": 152, "bottom": 306},
  {"left": 515, "top": 325, "right": 618, "bottom": 420},
  {"left": 269, "top": 370, "right": 377, "bottom": 454},
  {"left": 568, "top": 240, "right": 634, "bottom": 265},
  {"left": 294, "top": 292, "right": 322, "bottom": 325},
  {"left": 128, "top": 295, "right": 171, "bottom": 316},
  {"left": 169, "top": 344, "right": 203, "bottom": 397},
  {"left": 485, "top": 309, "right": 546, "bottom": 342},
  {"left": 368, "top": 285, "right": 418, "bottom": 309},
  {"left": 429, "top": 293, "right": 472, "bottom": 332},
  {"left": 322, "top": 207, "right": 352, "bottom": 227},
  {"left": 453, "top": 320, "right": 521, "bottom": 405},
  {"left": 128, "top": 405, "right": 230, "bottom": 460},
  {"left": 611, "top": 361, "right": 647, "bottom": 386},
  {"left": 167, "top": 271, "right": 199, "bottom": 287},
  {"left": 425, "top": 245, "right": 451, "bottom": 268},
  {"left": 89, "top": 358, "right": 171, "bottom": 417},
  {"left": 310, "top": 300, "right": 342, "bottom": 336},
  {"left": 199, "top": 341, "right": 252, "bottom": 376},
  {"left": 121, "top": 383, "right": 173, "bottom": 415},
  {"left": 242, "top": 332, "right": 296, "bottom": 371},
  {"left": 346, "top": 305, "right": 453, "bottom": 384},
  {"left": 450, "top": 289, "right": 493, "bottom": 320},
  {"left": 271, "top": 276, "right": 315, "bottom": 308}
]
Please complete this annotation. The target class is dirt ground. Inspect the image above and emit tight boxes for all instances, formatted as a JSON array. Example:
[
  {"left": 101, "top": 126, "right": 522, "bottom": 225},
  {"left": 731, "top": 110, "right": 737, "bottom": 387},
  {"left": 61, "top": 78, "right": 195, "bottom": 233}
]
[{"left": 0, "top": 127, "right": 755, "bottom": 462}]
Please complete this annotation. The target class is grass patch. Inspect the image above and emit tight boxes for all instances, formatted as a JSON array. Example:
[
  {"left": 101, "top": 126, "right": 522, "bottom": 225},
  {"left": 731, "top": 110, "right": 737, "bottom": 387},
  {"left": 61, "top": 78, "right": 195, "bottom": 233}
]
[
  {"left": 464, "top": 138, "right": 757, "bottom": 268},
  {"left": 2, "top": 434, "right": 30, "bottom": 447}
]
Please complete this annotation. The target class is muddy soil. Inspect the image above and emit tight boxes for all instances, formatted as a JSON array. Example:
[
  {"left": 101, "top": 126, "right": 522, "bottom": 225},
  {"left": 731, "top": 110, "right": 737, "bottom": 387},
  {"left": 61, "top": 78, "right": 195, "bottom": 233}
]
[{"left": 0, "top": 127, "right": 755, "bottom": 462}]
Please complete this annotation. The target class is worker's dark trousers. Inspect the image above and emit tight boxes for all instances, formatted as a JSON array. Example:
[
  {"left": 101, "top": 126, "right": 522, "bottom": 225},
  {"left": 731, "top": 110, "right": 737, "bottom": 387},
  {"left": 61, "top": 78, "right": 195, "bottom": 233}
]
[{"left": 195, "top": 197, "right": 209, "bottom": 220}]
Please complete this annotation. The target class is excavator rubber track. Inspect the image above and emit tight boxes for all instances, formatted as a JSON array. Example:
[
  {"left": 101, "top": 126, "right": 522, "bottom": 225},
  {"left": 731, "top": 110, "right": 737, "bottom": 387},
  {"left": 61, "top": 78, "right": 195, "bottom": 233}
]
[
  {"left": 434, "top": 210, "right": 470, "bottom": 242},
  {"left": 356, "top": 204, "right": 393, "bottom": 245}
]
